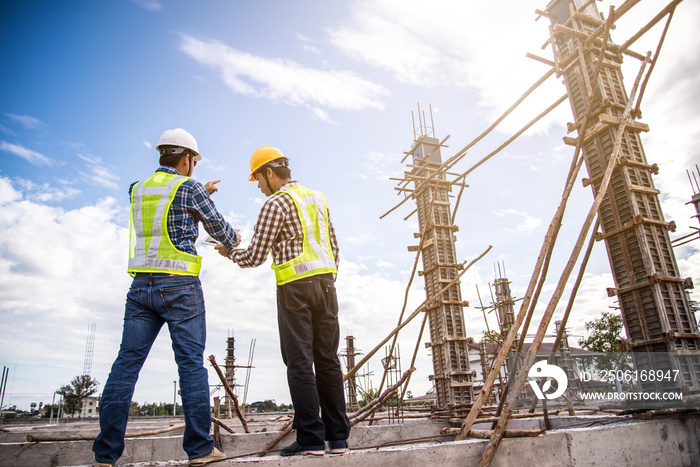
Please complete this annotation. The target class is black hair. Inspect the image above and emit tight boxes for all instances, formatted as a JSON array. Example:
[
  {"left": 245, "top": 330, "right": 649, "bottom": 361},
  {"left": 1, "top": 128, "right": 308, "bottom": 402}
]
[
  {"left": 269, "top": 164, "right": 291, "bottom": 180},
  {"left": 158, "top": 146, "right": 190, "bottom": 168}
]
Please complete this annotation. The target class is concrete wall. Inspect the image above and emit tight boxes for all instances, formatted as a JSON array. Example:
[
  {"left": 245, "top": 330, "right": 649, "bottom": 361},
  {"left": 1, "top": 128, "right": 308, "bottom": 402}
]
[{"left": 0, "top": 416, "right": 697, "bottom": 466}]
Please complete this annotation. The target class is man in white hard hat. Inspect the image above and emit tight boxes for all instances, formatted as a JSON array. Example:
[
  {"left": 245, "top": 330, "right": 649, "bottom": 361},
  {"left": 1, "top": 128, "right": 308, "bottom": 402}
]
[
  {"left": 92, "top": 129, "right": 239, "bottom": 467},
  {"left": 215, "top": 146, "right": 351, "bottom": 456}
]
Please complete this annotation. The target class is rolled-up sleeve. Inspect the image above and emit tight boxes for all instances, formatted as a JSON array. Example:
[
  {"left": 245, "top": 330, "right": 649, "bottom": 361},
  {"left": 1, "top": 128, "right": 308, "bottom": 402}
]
[
  {"left": 228, "top": 196, "right": 286, "bottom": 268},
  {"left": 189, "top": 181, "right": 238, "bottom": 248}
]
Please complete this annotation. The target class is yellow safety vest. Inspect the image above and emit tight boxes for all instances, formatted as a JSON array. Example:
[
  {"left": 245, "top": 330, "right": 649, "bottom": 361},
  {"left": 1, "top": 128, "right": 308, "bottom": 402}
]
[
  {"left": 127, "top": 172, "right": 202, "bottom": 276},
  {"left": 272, "top": 185, "right": 337, "bottom": 285}
]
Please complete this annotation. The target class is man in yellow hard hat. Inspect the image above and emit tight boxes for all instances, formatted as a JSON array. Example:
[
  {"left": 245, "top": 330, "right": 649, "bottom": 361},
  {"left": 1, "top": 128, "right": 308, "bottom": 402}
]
[
  {"left": 93, "top": 129, "right": 238, "bottom": 467},
  {"left": 216, "top": 146, "right": 350, "bottom": 456}
]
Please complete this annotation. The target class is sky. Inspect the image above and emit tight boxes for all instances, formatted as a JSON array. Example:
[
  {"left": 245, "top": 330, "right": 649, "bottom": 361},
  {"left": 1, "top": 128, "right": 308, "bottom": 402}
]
[{"left": 1, "top": 0, "right": 699, "bottom": 412}]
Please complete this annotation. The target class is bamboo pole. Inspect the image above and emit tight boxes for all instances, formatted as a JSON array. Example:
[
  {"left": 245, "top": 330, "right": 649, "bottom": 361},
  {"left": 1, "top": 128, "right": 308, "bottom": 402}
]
[
  {"left": 477, "top": 52, "right": 652, "bottom": 467},
  {"left": 26, "top": 423, "right": 186, "bottom": 442},
  {"left": 208, "top": 355, "right": 250, "bottom": 434},
  {"left": 441, "top": 427, "right": 545, "bottom": 438},
  {"left": 344, "top": 245, "right": 492, "bottom": 381},
  {"left": 488, "top": 11, "right": 616, "bottom": 424},
  {"left": 213, "top": 396, "right": 222, "bottom": 450},
  {"left": 380, "top": 67, "right": 556, "bottom": 221},
  {"left": 350, "top": 368, "right": 415, "bottom": 426},
  {"left": 451, "top": 93, "right": 567, "bottom": 221},
  {"left": 457, "top": 130, "right": 588, "bottom": 441},
  {"left": 256, "top": 421, "right": 293, "bottom": 457},
  {"left": 212, "top": 416, "right": 236, "bottom": 434},
  {"left": 396, "top": 312, "right": 429, "bottom": 414},
  {"left": 367, "top": 189, "right": 439, "bottom": 423},
  {"left": 530, "top": 217, "right": 600, "bottom": 415}
]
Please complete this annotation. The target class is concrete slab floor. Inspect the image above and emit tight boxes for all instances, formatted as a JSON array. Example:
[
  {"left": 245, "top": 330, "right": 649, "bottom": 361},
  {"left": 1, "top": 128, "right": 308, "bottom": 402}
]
[{"left": 1, "top": 414, "right": 699, "bottom": 466}]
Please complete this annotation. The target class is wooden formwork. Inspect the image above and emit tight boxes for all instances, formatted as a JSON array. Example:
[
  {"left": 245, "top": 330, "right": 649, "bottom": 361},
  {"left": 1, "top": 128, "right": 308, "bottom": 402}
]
[{"left": 549, "top": 0, "right": 700, "bottom": 394}]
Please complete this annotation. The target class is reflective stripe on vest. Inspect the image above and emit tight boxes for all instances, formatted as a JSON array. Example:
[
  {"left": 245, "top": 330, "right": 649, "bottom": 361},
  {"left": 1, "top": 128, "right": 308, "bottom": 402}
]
[
  {"left": 272, "top": 185, "right": 337, "bottom": 285},
  {"left": 127, "top": 172, "right": 202, "bottom": 276}
]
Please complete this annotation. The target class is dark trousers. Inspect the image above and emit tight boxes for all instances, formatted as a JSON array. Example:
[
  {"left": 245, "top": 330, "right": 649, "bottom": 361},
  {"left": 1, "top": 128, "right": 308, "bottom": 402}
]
[{"left": 277, "top": 273, "right": 351, "bottom": 446}]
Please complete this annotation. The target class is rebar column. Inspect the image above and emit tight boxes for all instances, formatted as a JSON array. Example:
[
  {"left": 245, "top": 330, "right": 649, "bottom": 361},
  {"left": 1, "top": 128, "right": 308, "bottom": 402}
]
[
  {"left": 410, "top": 134, "right": 474, "bottom": 414},
  {"left": 225, "top": 336, "right": 236, "bottom": 414},
  {"left": 494, "top": 278, "right": 517, "bottom": 350},
  {"left": 548, "top": 0, "right": 700, "bottom": 393},
  {"left": 340, "top": 335, "right": 360, "bottom": 411}
]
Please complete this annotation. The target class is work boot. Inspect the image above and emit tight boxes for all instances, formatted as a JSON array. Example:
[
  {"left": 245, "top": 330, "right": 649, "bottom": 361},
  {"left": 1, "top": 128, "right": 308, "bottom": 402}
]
[
  {"left": 329, "top": 439, "right": 348, "bottom": 454},
  {"left": 190, "top": 447, "right": 226, "bottom": 466},
  {"left": 280, "top": 441, "right": 325, "bottom": 456},
  {"left": 93, "top": 462, "right": 113, "bottom": 467}
]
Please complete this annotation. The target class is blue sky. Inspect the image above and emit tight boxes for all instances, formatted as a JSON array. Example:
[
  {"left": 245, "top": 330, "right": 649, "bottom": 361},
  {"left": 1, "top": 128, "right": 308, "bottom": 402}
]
[{"left": 1, "top": 0, "right": 699, "bottom": 411}]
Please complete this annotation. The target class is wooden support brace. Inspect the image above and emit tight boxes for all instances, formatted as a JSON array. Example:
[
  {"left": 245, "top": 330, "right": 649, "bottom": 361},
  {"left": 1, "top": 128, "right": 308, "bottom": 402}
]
[
  {"left": 595, "top": 215, "right": 674, "bottom": 240},
  {"left": 441, "top": 427, "right": 545, "bottom": 438},
  {"left": 212, "top": 416, "right": 236, "bottom": 434},
  {"left": 572, "top": 10, "right": 605, "bottom": 27},
  {"left": 615, "top": 274, "right": 685, "bottom": 297},
  {"left": 526, "top": 52, "right": 555, "bottom": 67},
  {"left": 598, "top": 113, "right": 649, "bottom": 132},
  {"left": 619, "top": 156, "right": 659, "bottom": 174},
  {"left": 553, "top": 23, "right": 589, "bottom": 41},
  {"left": 208, "top": 355, "right": 250, "bottom": 434},
  {"left": 26, "top": 423, "right": 186, "bottom": 442}
]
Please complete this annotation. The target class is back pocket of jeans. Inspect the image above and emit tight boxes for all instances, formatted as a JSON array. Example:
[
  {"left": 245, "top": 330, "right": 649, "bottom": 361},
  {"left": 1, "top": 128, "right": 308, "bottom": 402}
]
[
  {"left": 282, "top": 280, "right": 312, "bottom": 311},
  {"left": 159, "top": 284, "right": 201, "bottom": 320},
  {"left": 322, "top": 279, "right": 339, "bottom": 319},
  {"left": 125, "top": 287, "right": 143, "bottom": 318}
]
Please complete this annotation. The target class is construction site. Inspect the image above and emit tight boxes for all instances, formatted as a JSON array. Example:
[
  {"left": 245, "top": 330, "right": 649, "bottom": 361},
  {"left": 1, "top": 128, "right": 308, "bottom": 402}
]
[{"left": 2, "top": 0, "right": 700, "bottom": 465}]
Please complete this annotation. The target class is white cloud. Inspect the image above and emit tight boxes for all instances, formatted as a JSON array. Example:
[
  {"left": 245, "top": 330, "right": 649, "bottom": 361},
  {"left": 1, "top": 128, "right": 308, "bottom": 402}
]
[
  {"left": 76, "top": 153, "right": 120, "bottom": 190},
  {"left": 310, "top": 107, "right": 335, "bottom": 124},
  {"left": 343, "top": 232, "right": 376, "bottom": 246},
  {"left": 0, "top": 177, "right": 130, "bottom": 409},
  {"left": 0, "top": 141, "right": 55, "bottom": 166},
  {"left": 14, "top": 178, "right": 80, "bottom": 202},
  {"left": 348, "top": 150, "right": 404, "bottom": 181},
  {"left": 326, "top": 0, "right": 561, "bottom": 134},
  {"left": 0, "top": 176, "right": 440, "bottom": 409},
  {"left": 494, "top": 208, "right": 542, "bottom": 233},
  {"left": 4, "top": 113, "right": 46, "bottom": 130},
  {"left": 179, "top": 35, "right": 389, "bottom": 115},
  {"left": 0, "top": 177, "right": 22, "bottom": 204},
  {"left": 377, "top": 259, "right": 395, "bottom": 269},
  {"left": 132, "top": 0, "right": 162, "bottom": 12}
]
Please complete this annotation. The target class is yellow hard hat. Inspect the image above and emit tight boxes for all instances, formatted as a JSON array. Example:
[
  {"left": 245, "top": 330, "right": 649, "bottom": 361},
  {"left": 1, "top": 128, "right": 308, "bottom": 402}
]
[{"left": 248, "top": 146, "right": 288, "bottom": 181}]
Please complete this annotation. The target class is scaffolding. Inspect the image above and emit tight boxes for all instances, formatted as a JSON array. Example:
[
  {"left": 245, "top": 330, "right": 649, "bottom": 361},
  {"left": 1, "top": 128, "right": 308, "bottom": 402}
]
[
  {"left": 672, "top": 165, "right": 700, "bottom": 248},
  {"left": 339, "top": 335, "right": 361, "bottom": 411},
  {"left": 82, "top": 323, "right": 96, "bottom": 377},
  {"left": 401, "top": 106, "right": 474, "bottom": 416},
  {"left": 548, "top": 0, "right": 700, "bottom": 394},
  {"left": 258, "top": 1, "right": 698, "bottom": 463},
  {"left": 222, "top": 332, "right": 255, "bottom": 416}
]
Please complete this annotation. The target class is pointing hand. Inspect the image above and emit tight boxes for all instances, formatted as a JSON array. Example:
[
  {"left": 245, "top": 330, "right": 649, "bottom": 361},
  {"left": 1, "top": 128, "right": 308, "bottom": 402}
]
[{"left": 204, "top": 180, "right": 221, "bottom": 195}]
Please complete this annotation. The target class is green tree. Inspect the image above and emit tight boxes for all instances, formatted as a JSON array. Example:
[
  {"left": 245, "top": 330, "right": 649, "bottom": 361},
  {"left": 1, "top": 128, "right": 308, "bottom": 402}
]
[
  {"left": 249, "top": 399, "right": 281, "bottom": 412},
  {"left": 42, "top": 404, "right": 59, "bottom": 418},
  {"left": 358, "top": 389, "right": 378, "bottom": 408},
  {"left": 578, "top": 311, "right": 628, "bottom": 371},
  {"left": 57, "top": 375, "right": 100, "bottom": 418}
]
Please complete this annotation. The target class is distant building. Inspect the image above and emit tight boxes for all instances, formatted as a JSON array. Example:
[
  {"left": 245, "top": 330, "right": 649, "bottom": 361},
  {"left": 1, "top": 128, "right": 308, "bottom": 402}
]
[{"left": 63, "top": 396, "right": 99, "bottom": 419}]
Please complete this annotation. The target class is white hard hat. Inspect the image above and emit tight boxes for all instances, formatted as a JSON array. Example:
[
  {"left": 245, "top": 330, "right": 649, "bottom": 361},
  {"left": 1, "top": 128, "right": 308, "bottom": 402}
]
[{"left": 156, "top": 128, "right": 202, "bottom": 161}]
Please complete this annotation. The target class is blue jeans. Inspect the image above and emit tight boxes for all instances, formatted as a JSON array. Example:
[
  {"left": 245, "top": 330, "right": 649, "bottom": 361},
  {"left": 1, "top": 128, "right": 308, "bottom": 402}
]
[
  {"left": 277, "top": 273, "right": 351, "bottom": 446},
  {"left": 93, "top": 274, "right": 214, "bottom": 463}
]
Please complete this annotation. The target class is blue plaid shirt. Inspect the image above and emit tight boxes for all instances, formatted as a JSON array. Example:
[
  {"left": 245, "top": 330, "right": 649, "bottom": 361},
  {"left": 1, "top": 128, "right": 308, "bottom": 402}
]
[{"left": 129, "top": 166, "right": 237, "bottom": 255}]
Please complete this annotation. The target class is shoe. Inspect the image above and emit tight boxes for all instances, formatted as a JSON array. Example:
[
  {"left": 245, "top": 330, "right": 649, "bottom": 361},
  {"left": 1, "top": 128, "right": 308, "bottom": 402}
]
[
  {"left": 93, "top": 463, "right": 113, "bottom": 467},
  {"left": 190, "top": 447, "right": 226, "bottom": 466},
  {"left": 280, "top": 441, "right": 325, "bottom": 456},
  {"left": 329, "top": 439, "right": 348, "bottom": 454}
]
